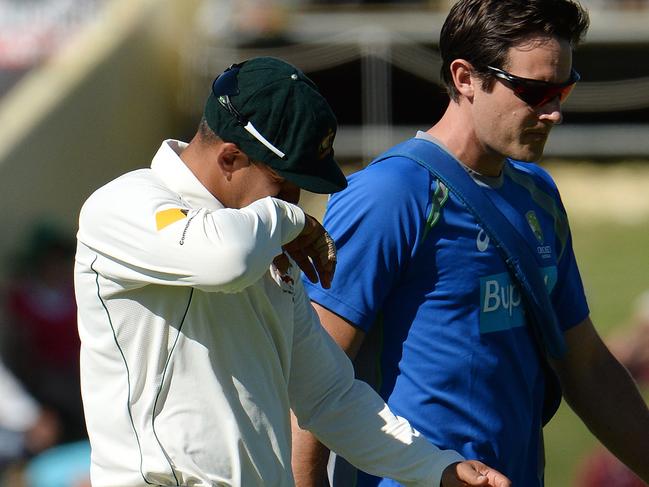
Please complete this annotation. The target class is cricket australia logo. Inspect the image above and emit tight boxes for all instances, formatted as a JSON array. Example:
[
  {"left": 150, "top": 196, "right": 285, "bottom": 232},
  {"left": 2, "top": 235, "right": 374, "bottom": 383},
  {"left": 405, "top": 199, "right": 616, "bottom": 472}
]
[
  {"left": 526, "top": 210, "right": 544, "bottom": 243},
  {"left": 318, "top": 128, "right": 335, "bottom": 160}
]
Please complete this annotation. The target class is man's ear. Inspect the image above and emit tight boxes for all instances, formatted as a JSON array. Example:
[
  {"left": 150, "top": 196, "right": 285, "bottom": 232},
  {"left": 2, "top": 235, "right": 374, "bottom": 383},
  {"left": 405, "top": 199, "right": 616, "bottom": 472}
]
[
  {"left": 450, "top": 59, "right": 475, "bottom": 100},
  {"left": 217, "top": 142, "right": 248, "bottom": 179}
]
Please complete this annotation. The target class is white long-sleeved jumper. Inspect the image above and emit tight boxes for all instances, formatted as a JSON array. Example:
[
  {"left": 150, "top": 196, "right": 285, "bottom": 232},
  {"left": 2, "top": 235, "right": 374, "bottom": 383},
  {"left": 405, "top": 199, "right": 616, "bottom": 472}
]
[{"left": 74, "top": 140, "right": 463, "bottom": 487}]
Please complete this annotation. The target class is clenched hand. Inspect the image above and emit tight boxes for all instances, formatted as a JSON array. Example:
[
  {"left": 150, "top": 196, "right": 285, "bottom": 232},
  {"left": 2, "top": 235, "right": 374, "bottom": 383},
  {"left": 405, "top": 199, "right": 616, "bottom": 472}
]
[{"left": 282, "top": 214, "right": 336, "bottom": 288}]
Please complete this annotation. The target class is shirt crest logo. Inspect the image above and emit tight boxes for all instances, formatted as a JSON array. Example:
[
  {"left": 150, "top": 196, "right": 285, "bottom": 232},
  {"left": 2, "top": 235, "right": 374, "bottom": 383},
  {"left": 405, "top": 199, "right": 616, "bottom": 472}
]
[{"left": 526, "top": 210, "right": 544, "bottom": 243}]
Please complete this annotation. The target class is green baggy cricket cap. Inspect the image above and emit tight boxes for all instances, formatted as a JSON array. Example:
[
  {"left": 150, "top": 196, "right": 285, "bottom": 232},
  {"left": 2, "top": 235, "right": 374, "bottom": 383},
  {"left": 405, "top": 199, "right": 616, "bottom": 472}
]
[{"left": 204, "top": 57, "right": 347, "bottom": 194}]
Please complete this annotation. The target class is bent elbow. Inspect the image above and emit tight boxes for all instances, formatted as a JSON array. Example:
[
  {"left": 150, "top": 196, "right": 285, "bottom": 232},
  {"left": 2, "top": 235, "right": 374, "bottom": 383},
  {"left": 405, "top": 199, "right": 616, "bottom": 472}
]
[{"left": 192, "top": 243, "right": 271, "bottom": 293}]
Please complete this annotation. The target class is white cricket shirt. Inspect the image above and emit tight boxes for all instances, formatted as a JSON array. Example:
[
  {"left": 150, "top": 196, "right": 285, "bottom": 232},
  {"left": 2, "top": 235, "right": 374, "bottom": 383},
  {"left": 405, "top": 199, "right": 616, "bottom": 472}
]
[{"left": 75, "top": 140, "right": 463, "bottom": 487}]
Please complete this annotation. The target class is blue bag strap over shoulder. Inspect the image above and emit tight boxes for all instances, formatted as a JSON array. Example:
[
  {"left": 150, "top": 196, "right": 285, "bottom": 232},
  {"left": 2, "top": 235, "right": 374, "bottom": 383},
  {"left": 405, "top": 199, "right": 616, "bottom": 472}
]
[{"left": 372, "top": 138, "right": 567, "bottom": 360}]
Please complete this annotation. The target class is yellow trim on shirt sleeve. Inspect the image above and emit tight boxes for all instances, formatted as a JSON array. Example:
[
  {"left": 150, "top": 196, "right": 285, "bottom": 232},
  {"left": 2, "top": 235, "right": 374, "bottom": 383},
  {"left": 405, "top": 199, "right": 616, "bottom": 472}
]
[{"left": 156, "top": 208, "right": 188, "bottom": 231}]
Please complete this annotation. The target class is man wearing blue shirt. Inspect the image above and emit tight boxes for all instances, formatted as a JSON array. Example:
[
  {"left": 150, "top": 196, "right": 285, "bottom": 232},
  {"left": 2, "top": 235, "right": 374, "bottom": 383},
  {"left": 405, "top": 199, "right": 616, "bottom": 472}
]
[{"left": 291, "top": 1, "right": 649, "bottom": 486}]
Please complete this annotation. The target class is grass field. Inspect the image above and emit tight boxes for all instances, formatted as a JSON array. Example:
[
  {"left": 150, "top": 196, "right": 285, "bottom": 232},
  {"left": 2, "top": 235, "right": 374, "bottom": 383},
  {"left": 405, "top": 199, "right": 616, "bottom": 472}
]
[
  {"left": 544, "top": 215, "right": 649, "bottom": 486},
  {"left": 542, "top": 161, "right": 649, "bottom": 486}
]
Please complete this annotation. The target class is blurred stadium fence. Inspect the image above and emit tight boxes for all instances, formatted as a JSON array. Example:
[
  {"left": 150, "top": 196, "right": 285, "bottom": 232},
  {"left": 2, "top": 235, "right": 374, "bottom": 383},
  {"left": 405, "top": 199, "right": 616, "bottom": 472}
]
[{"left": 181, "top": 2, "right": 649, "bottom": 161}]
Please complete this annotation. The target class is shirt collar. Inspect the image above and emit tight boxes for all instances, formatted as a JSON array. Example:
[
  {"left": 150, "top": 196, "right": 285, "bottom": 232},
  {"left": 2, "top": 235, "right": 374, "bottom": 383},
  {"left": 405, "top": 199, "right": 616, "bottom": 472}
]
[
  {"left": 150, "top": 139, "right": 225, "bottom": 210},
  {"left": 415, "top": 131, "right": 505, "bottom": 189}
]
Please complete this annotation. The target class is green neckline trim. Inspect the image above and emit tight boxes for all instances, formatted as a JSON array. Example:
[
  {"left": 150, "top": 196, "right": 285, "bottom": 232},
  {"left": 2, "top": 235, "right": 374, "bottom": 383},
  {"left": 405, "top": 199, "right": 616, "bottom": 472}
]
[{"left": 422, "top": 180, "right": 449, "bottom": 243}]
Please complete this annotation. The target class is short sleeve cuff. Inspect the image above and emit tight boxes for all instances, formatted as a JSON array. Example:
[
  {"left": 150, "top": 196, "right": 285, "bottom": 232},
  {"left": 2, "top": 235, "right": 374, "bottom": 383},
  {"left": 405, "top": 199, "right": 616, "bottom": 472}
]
[{"left": 304, "top": 279, "right": 372, "bottom": 331}]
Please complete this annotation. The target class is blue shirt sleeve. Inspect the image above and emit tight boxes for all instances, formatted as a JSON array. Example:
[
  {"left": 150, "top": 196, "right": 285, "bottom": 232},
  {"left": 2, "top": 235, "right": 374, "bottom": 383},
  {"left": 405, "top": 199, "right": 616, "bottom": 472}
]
[
  {"left": 549, "top": 190, "right": 590, "bottom": 331},
  {"left": 304, "top": 157, "right": 433, "bottom": 332}
]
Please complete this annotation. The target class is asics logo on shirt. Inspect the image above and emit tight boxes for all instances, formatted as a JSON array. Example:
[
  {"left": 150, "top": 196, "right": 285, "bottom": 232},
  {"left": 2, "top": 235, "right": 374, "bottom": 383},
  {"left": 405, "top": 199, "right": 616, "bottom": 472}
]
[{"left": 476, "top": 229, "right": 490, "bottom": 252}]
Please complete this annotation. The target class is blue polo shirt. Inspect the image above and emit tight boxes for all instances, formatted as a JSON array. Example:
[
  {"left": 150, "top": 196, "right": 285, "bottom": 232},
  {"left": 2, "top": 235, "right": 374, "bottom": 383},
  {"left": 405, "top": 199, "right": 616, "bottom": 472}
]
[{"left": 304, "top": 136, "right": 589, "bottom": 487}]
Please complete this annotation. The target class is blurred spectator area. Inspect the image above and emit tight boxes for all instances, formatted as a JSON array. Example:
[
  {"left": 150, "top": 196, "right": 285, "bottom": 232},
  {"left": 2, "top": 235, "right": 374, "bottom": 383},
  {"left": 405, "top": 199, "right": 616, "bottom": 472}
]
[
  {"left": 0, "top": 0, "right": 192, "bottom": 279},
  {"left": 183, "top": 0, "right": 649, "bottom": 163},
  {"left": 0, "top": 0, "right": 108, "bottom": 94},
  {"left": 0, "top": 0, "right": 648, "bottom": 277}
]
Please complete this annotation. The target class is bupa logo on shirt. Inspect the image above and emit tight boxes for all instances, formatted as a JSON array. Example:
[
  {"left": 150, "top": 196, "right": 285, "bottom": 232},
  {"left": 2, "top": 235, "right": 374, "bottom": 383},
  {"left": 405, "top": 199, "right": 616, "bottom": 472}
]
[{"left": 478, "top": 266, "right": 557, "bottom": 333}]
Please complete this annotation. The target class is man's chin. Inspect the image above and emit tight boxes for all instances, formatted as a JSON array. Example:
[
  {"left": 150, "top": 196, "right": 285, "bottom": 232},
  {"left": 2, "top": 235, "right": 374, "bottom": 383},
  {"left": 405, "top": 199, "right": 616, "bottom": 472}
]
[{"left": 510, "top": 142, "right": 546, "bottom": 163}]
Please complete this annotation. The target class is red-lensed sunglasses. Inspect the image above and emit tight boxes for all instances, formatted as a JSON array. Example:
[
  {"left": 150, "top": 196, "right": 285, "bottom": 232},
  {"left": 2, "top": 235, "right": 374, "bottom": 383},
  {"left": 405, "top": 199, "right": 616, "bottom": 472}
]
[{"left": 485, "top": 65, "right": 580, "bottom": 109}]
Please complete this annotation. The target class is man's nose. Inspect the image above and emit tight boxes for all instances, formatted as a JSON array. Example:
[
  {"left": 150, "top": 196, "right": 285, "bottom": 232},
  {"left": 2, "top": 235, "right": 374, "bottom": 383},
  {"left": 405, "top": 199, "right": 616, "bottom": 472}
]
[{"left": 538, "top": 97, "right": 563, "bottom": 125}]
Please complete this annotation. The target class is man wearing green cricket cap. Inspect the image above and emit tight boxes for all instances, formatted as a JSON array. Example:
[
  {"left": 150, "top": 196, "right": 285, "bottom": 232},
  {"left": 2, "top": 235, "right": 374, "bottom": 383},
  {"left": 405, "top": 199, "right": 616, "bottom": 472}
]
[{"left": 74, "top": 57, "right": 509, "bottom": 487}]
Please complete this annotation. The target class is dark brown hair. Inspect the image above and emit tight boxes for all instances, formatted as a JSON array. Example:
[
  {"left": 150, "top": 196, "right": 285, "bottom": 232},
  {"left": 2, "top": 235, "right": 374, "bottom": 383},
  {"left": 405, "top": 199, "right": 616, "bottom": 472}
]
[
  {"left": 198, "top": 117, "right": 222, "bottom": 144},
  {"left": 440, "top": 0, "right": 590, "bottom": 101}
]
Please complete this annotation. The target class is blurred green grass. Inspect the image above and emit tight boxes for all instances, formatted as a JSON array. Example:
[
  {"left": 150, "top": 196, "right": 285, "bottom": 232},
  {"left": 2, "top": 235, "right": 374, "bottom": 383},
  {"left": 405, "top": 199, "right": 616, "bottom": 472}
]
[{"left": 543, "top": 163, "right": 649, "bottom": 486}]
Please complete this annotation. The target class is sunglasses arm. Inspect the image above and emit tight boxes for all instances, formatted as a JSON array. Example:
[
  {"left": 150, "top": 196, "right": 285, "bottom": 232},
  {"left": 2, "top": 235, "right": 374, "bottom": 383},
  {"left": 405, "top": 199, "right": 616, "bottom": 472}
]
[{"left": 244, "top": 122, "right": 286, "bottom": 159}]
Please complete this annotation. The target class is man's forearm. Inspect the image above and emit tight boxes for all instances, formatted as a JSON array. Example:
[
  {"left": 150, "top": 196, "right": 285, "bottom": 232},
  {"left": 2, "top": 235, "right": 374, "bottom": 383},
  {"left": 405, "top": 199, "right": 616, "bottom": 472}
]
[
  {"left": 291, "top": 412, "right": 330, "bottom": 487},
  {"left": 290, "top": 303, "right": 362, "bottom": 487},
  {"left": 559, "top": 339, "right": 649, "bottom": 482}
]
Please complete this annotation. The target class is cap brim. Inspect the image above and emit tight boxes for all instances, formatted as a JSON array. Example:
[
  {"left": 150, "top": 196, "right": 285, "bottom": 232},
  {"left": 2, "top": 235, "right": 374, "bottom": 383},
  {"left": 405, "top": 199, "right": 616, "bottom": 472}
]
[{"left": 275, "top": 156, "right": 348, "bottom": 194}]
